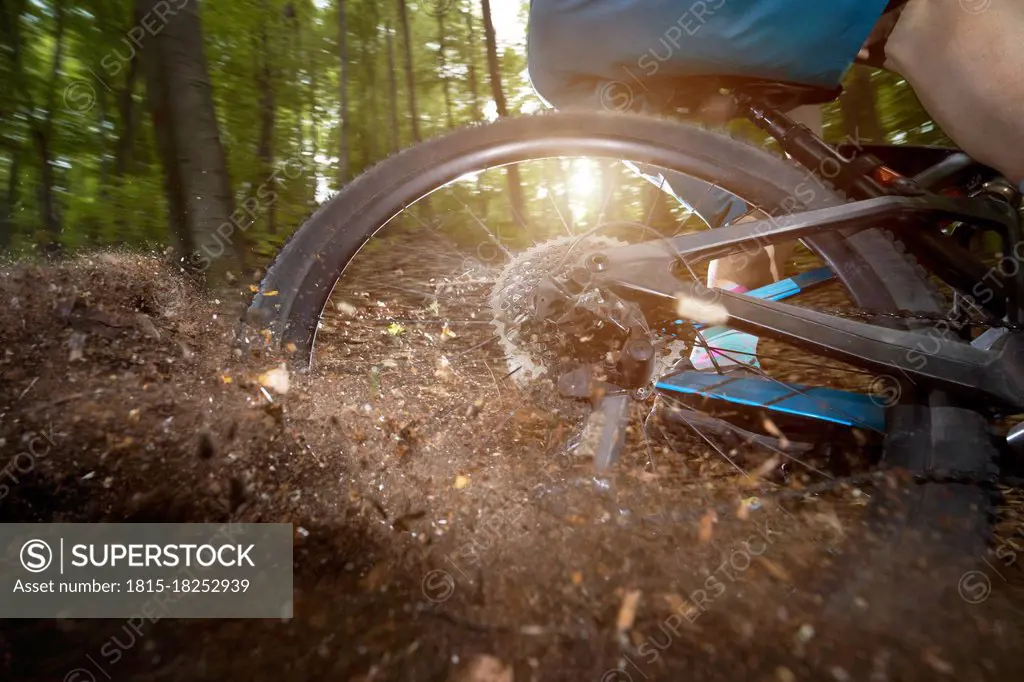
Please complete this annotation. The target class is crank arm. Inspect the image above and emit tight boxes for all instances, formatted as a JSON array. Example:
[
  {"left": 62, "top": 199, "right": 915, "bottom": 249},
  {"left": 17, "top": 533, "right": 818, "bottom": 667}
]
[{"left": 588, "top": 194, "right": 1016, "bottom": 269}]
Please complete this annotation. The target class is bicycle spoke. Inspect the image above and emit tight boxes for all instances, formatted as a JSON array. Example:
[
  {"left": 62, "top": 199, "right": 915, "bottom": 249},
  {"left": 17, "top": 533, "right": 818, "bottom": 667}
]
[
  {"left": 687, "top": 344, "right": 882, "bottom": 433},
  {"left": 660, "top": 394, "right": 834, "bottom": 480},
  {"left": 455, "top": 194, "right": 513, "bottom": 260},
  {"left": 453, "top": 334, "right": 500, "bottom": 358},
  {"left": 693, "top": 346, "right": 878, "bottom": 377},
  {"left": 548, "top": 180, "right": 573, "bottom": 237},
  {"left": 671, "top": 404, "right": 751, "bottom": 480},
  {"left": 688, "top": 180, "right": 718, "bottom": 230}
]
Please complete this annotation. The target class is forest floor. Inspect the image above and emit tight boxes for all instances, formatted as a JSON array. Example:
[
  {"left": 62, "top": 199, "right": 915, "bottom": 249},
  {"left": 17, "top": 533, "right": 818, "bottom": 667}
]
[{"left": 2, "top": 252, "right": 1024, "bottom": 682}]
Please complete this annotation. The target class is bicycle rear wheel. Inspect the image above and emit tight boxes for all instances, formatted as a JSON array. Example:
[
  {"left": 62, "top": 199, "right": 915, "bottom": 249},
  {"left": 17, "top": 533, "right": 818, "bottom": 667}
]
[
  {"left": 249, "top": 113, "right": 937, "bottom": 358},
  {"left": 246, "top": 112, "right": 993, "bottom": 573}
]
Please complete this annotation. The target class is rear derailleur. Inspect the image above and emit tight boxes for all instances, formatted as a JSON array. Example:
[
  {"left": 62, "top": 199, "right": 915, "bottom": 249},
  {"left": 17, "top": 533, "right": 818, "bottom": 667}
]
[{"left": 530, "top": 272, "right": 660, "bottom": 472}]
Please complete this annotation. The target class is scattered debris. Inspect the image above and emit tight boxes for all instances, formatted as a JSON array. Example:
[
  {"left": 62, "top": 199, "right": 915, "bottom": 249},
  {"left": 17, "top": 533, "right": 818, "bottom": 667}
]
[
  {"left": 698, "top": 510, "right": 718, "bottom": 543},
  {"left": 228, "top": 477, "right": 247, "bottom": 513},
  {"left": 16, "top": 376, "right": 39, "bottom": 401},
  {"left": 775, "top": 666, "right": 797, "bottom": 682},
  {"left": 335, "top": 300, "right": 358, "bottom": 316},
  {"left": 197, "top": 431, "right": 217, "bottom": 460},
  {"left": 761, "top": 416, "right": 791, "bottom": 450},
  {"left": 921, "top": 650, "right": 954, "bottom": 675},
  {"left": 435, "top": 355, "right": 454, "bottom": 381},
  {"left": 391, "top": 510, "right": 426, "bottom": 532},
  {"left": 615, "top": 589, "right": 641, "bottom": 632},
  {"left": 68, "top": 331, "right": 87, "bottom": 362},
  {"left": 830, "top": 666, "right": 851, "bottom": 681},
  {"left": 135, "top": 313, "right": 161, "bottom": 339},
  {"left": 0, "top": 251, "right": 1012, "bottom": 681},
  {"left": 748, "top": 455, "right": 782, "bottom": 485},
  {"left": 738, "top": 496, "right": 762, "bottom": 520},
  {"left": 448, "top": 654, "right": 513, "bottom": 682},
  {"left": 676, "top": 293, "right": 729, "bottom": 325},
  {"left": 757, "top": 557, "right": 792, "bottom": 583},
  {"left": 796, "top": 623, "right": 815, "bottom": 644},
  {"left": 259, "top": 364, "right": 290, "bottom": 395}
]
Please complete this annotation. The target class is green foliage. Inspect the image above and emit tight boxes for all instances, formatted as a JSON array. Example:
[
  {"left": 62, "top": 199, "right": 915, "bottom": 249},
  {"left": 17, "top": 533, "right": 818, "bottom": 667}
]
[
  {"left": 0, "top": 1, "right": 958, "bottom": 262},
  {"left": 0, "top": 0, "right": 517, "bottom": 260}
]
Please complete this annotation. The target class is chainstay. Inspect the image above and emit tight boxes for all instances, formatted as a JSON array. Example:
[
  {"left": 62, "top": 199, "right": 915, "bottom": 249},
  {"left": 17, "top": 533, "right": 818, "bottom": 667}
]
[{"left": 812, "top": 305, "right": 1024, "bottom": 331}]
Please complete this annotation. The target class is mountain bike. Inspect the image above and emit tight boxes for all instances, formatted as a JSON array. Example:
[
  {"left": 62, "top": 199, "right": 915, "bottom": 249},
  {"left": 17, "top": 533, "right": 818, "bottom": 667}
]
[{"left": 244, "top": 77, "right": 1024, "bottom": 566}]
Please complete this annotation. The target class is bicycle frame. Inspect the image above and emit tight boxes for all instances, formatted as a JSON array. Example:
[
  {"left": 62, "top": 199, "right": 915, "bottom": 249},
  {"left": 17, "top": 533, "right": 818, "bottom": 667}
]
[{"left": 584, "top": 99, "right": 1024, "bottom": 412}]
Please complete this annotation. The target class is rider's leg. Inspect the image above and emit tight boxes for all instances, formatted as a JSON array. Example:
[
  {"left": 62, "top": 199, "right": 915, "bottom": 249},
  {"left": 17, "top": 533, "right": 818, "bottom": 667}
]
[
  {"left": 705, "top": 105, "right": 820, "bottom": 291},
  {"left": 885, "top": 0, "right": 1024, "bottom": 185},
  {"left": 686, "top": 105, "right": 819, "bottom": 371},
  {"left": 632, "top": 105, "right": 821, "bottom": 290},
  {"left": 527, "top": 0, "right": 891, "bottom": 106}
]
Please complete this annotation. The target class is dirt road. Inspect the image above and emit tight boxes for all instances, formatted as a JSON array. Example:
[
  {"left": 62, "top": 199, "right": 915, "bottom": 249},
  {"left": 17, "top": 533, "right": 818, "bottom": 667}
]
[{"left": 1, "top": 253, "right": 1023, "bottom": 681}]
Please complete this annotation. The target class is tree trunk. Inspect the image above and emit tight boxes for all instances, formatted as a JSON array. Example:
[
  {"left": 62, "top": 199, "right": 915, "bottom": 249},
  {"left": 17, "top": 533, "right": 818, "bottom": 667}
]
[
  {"left": 363, "top": 1, "right": 380, "bottom": 163},
  {"left": 840, "top": 67, "right": 885, "bottom": 144},
  {"left": 462, "top": 6, "right": 482, "bottom": 122},
  {"left": 1, "top": 0, "right": 27, "bottom": 250},
  {"left": 136, "top": 0, "right": 246, "bottom": 277},
  {"left": 337, "top": 0, "right": 350, "bottom": 184},
  {"left": 463, "top": 6, "right": 485, "bottom": 211},
  {"left": 385, "top": 16, "right": 400, "bottom": 152},
  {"left": 105, "top": 53, "right": 139, "bottom": 239},
  {"left": 88, "top": 80, "right": 111, "bottom": 246},
  {"left": 304, "top": 4, "right": 319, "bottom": 208},
  {"left": 113, "top": 55, "right": 140, "bottom": 179},
  {"left": 480, "top": 0, "right": 508, "bottom": 118},
  {"left": 395, "top": 0, "right": 421, "bottom": 143},
  {"left": 480, "top": 0, "right": 528, "bottom": 229},
  {"left": 0, "top": 151, "right": 20, "bottom": 250},
  {"left": 436, "top": 12, "right": 454, "bottom": 129},
  {"left": 33, "top": 0, "right": 67, "bottom": 255},
  {"left": 256, "top": 0, "right": 277, "bottom": 234}
]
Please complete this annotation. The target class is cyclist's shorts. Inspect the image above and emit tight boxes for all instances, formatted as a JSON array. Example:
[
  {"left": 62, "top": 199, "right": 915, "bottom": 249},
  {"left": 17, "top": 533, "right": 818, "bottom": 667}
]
[{"left": 528, "top": 0, "right": 890, "bottom": 108}]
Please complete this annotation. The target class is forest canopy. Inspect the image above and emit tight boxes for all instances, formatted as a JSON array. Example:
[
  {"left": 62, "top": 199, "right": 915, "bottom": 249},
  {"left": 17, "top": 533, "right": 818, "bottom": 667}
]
[{"left": 0, "top": 0, "right": 949, "bottom": 276}]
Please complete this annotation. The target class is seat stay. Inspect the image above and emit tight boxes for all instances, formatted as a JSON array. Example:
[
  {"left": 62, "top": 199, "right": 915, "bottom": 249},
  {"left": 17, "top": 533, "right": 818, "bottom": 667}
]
[{"left": 592, "top": 193, "right": 1015, "bottom": 270}]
